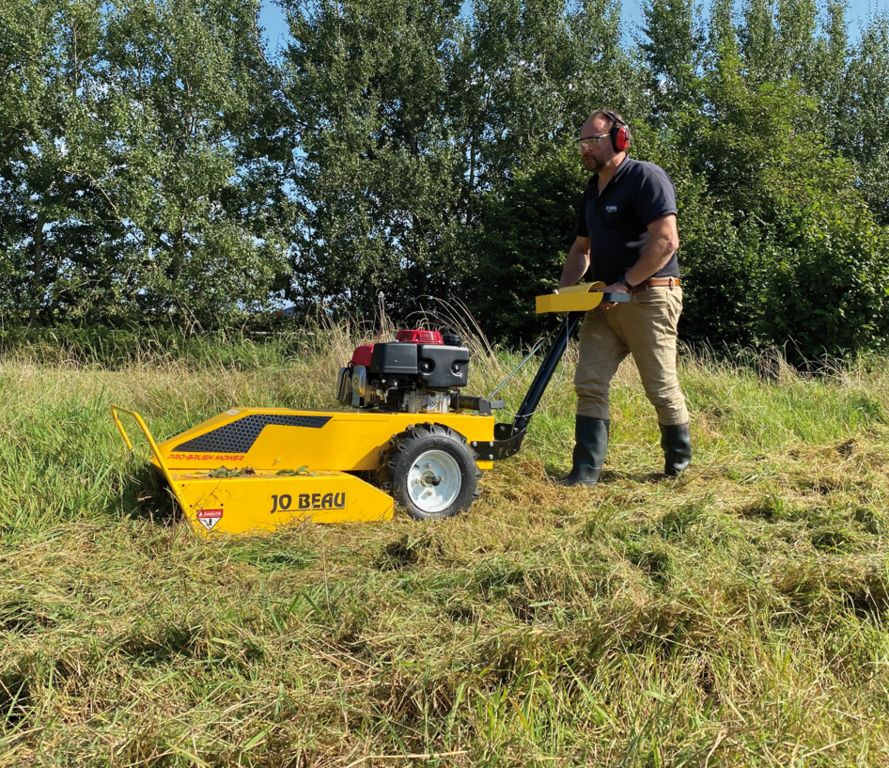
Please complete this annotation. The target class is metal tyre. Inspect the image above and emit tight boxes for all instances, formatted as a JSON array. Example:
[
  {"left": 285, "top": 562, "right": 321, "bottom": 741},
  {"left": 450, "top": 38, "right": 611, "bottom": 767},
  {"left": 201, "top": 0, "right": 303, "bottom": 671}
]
[{"left": 383, "top": 424, "right": 480, "bottom": 520}]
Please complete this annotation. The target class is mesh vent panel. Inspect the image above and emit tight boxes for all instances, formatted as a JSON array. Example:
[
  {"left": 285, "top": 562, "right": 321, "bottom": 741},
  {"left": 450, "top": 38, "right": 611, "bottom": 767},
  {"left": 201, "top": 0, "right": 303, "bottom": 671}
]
[{"left": 174, "top": 414, "right": 331, "bottom": 453}]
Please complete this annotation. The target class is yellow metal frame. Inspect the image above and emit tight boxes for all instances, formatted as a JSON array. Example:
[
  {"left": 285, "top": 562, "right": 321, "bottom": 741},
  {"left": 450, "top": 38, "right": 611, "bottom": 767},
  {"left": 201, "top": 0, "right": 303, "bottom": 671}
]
[
  {"left": 156, "top": 408, "right": 495, "bottom": 473},
  {"left": 112, "top": 406, "right": 177, "bottom": 490}
]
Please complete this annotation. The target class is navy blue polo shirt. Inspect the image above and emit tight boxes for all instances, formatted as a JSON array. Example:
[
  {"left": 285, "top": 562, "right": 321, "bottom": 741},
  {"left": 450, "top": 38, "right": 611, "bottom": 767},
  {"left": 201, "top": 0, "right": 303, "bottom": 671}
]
[{"left": 576, "top": 157, "right": 679, "bottom": 284}]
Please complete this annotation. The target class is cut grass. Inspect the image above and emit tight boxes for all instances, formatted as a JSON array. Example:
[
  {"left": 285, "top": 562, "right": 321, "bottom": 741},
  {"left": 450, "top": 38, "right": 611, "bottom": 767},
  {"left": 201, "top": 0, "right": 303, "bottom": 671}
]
[{"left": 0, "top": 328, "right": 887, "bottom": 766}]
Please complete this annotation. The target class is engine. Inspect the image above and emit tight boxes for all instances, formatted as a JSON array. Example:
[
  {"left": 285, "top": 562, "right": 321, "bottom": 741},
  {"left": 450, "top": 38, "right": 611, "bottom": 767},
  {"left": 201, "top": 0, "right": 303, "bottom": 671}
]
[{"left": 336, "top": 329, "right": 470, "bottom": 414}]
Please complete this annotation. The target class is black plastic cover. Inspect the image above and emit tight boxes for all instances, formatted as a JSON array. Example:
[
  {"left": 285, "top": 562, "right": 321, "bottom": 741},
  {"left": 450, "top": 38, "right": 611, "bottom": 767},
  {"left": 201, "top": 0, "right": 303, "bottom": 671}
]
[
  {"left": 417, "top": 345, "right": 469, "bottom": 389},
  {"left": 370, "top": 342, "right": 419, "bottom": 376}
]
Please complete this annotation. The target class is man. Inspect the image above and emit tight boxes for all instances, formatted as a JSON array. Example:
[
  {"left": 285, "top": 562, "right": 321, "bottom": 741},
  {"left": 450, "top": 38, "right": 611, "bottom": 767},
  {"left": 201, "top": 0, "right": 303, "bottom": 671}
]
[{"left": 559, "top": 109, "right": 691, "bottom": 486}]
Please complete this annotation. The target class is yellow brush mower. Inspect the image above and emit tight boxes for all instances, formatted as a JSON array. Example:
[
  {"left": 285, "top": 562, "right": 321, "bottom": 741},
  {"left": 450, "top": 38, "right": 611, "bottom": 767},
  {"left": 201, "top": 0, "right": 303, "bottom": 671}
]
[{"left": 112, "top": 284, "right": 627, "bottom": 535}]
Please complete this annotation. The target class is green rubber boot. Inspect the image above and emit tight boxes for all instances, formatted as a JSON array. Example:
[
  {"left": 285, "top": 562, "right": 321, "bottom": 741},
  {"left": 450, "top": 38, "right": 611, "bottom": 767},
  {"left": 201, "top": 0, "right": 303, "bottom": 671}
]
[
  {"left": 660, "top": 422, "right": 692, "bottom": 477},
  {"left": 559, "top": 416, "right": 609, "bottom": 486}
]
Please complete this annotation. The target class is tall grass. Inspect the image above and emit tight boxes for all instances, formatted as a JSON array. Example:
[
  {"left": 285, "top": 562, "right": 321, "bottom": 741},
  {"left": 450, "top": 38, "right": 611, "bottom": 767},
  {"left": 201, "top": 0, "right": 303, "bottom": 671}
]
[{"left": 0, "top": 323, "right": 887, "bottom": 766}]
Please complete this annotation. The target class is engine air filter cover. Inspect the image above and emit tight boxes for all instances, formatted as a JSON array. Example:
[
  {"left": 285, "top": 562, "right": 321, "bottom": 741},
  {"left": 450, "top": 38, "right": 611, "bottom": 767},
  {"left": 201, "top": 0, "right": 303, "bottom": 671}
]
[{"left": 370, "top": 342, "right": 419, "bottom": 376}]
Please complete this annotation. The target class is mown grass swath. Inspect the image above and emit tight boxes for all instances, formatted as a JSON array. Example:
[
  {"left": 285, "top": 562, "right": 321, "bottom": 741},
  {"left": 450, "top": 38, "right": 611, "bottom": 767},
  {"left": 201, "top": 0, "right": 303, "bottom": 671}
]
[{"left": 0, "top": 324, "right": 887, "bottom": 766}]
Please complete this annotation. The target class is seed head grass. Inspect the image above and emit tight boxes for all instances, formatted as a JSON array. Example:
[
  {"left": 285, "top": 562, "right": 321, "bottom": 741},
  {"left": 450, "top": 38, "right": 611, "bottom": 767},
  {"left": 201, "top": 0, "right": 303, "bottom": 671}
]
[{"left": 0, "top": 323, "right": 887, "bottom": 766}]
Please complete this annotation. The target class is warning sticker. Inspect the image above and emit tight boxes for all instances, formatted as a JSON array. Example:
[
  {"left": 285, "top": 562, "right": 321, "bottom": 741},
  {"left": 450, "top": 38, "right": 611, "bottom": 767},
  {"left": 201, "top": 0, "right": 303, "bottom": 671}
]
[{"left": 196, "top": 508, "right": 223, "bottom": 530}]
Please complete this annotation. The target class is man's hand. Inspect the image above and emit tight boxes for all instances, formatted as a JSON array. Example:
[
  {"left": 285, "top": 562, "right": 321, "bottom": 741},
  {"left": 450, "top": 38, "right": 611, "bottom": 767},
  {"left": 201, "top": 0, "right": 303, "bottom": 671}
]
[{"left": 601, "top": 281, "right": 630, "bottom": 309}]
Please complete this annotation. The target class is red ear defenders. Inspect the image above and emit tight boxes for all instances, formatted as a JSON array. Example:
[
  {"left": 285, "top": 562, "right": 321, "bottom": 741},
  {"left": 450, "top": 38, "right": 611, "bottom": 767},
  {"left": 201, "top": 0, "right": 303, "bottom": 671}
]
[{"left": 604, "top": 111, "right": 630, "bottom": 152}]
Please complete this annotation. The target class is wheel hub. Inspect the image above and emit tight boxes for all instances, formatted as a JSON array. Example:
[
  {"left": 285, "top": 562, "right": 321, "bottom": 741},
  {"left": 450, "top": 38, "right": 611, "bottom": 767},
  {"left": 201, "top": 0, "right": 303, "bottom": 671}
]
[
  {"left": 420, "top": 470, "right": 441, "bottom": 487},
  {"left": 407, "top": 449, "right": 461, "bottom": 514}
]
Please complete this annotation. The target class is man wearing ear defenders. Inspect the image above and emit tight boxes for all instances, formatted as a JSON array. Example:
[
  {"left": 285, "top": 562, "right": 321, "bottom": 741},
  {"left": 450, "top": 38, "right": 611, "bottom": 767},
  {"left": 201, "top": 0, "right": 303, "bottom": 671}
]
[{"left": 558, "top": 109, "right": 691, "bottom": 486}]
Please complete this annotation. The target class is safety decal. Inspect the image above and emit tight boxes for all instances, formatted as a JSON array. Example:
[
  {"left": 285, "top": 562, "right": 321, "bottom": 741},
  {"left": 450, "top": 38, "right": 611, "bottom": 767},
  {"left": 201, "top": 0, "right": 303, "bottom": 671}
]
[{"left": 196, "top": 508, "right": 223, "bottom": 530}]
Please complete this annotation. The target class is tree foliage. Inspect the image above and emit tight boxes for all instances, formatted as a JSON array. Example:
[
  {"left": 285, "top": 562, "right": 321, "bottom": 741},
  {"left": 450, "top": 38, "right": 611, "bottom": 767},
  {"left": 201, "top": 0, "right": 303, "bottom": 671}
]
[
  {"left": 280, "top": 0, "right": 467, "bottom": 316},
  {"left": 1, "top": 0, "right": 887, "bottom": 359},
  {"left": 0, "top": 0, "right": 288, "bottom": 329}
]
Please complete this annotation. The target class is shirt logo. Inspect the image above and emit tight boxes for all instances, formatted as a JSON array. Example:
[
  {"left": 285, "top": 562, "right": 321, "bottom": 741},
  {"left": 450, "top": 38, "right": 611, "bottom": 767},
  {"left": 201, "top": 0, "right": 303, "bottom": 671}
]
[{"left": 605, "top": 204, "right": 618, "bottom": 213}]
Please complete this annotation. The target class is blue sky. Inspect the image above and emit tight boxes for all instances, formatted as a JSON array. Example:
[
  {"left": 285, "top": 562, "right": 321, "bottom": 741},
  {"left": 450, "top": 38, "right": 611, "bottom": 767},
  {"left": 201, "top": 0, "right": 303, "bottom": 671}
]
[{"left": 260, "top": 0, "right": 889, "bottom": 54}]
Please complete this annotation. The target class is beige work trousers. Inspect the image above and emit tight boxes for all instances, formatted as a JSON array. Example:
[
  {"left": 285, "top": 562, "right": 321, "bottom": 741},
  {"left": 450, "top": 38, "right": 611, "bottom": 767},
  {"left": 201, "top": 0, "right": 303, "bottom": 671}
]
[{"left": 574, "top": 286, "right": 689, "bottom": 425}]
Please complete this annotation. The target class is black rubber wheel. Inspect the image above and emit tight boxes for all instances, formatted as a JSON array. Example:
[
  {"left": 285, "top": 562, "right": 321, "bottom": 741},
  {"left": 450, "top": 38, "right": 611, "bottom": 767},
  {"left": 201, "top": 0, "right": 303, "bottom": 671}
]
[{"left": 382, "top": 424, "right": 480, "bottom": 520}]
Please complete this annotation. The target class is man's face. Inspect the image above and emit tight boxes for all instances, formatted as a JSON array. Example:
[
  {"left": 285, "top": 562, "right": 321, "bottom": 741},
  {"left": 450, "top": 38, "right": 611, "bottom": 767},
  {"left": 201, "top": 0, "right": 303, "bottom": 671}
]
[{"left": 578, "top": 117, "right": 611, "bottom": 172}]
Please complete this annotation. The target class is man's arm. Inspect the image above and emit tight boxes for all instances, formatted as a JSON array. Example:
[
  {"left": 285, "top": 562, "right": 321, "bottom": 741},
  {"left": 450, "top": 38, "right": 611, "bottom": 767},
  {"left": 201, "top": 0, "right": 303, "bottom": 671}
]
[
  {"left": 559, "top": 236, "right": 591, "bottom": 288},
  {"left": 604, "top": 214, "right": 680, "bottom": 296}
]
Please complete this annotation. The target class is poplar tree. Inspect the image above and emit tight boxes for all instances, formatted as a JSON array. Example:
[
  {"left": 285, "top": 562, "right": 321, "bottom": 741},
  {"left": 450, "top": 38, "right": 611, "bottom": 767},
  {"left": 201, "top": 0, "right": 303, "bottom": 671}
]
[
  {"left": 0, "top": 0, "right": 287, "bottom": 328},
  {"left": 280, "top": 0, "right": 466, "bottom": 317},
  {"left": 840, "top": 15, "right": 889, "bottom": 224}
]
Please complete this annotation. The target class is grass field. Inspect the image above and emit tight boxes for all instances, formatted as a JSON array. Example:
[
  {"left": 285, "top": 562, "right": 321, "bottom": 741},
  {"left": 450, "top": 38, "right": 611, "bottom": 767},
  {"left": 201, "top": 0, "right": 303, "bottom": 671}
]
[{"left": 1, "top": 325, "right": 887, "bottom": 767}]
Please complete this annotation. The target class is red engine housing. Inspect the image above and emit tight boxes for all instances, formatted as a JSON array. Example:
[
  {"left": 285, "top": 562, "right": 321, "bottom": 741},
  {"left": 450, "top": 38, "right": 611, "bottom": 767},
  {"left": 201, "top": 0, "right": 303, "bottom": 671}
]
[
  {"left": 350, "top": 344, "right": 374, "bottom": 367},
  {"left": 395, "top": 329, "right": 443, "bottom": 345},
  {"left": 350, "top": 329, "right": 443, "bottom": 366}
]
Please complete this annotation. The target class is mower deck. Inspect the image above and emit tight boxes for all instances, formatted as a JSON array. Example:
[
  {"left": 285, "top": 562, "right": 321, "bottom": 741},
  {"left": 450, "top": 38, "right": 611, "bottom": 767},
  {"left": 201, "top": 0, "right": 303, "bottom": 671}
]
[
  {"left": 112, "top": 405, "right": 495, "bottom": 536},
  {"left": 164, "top": 467, "right": 395, "bottom": 534}
]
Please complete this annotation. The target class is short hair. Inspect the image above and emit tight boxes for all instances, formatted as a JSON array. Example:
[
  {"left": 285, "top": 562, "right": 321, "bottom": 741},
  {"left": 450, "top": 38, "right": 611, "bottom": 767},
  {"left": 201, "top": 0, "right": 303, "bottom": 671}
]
[{"left": 589, "top": 109, "right": 627, "bottom": 129}]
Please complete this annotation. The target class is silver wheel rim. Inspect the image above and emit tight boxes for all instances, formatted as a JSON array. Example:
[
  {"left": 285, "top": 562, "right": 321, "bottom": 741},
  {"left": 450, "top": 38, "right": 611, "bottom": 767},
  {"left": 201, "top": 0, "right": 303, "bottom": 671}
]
[{"left": 407, "top": 449, "right": 462, "bottom": 514}]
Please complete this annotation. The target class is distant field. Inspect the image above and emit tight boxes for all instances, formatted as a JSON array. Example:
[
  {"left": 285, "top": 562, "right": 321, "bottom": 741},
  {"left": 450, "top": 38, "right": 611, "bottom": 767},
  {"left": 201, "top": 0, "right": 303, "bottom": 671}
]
[{"left": 1, "top": 328, "right": 887, "bottom": 767}]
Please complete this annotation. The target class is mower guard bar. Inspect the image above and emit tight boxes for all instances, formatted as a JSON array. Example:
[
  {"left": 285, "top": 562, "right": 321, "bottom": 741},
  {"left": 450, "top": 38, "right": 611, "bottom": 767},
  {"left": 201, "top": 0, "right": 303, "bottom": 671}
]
[{"left": 111, "top": 404, "right": 181, "bottom": 495}]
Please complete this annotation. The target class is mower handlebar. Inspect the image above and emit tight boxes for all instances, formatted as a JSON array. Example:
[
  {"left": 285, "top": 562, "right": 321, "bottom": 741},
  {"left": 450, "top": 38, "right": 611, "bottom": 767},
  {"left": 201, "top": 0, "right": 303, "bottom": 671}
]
[
  {"left": 487, "top": 289, "right": 631, "bottom": 460},
  {"left": 601, "top": 292, "right": 631, "bottom": 302}
]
